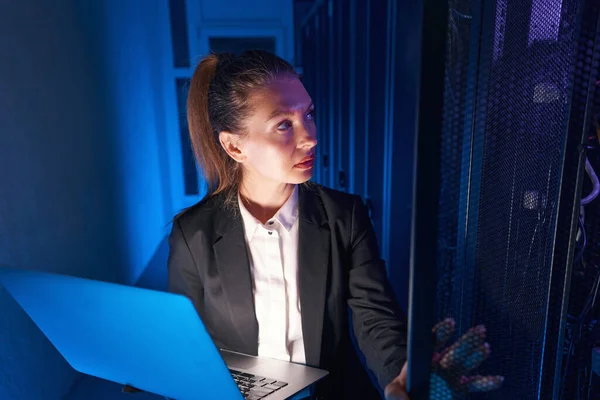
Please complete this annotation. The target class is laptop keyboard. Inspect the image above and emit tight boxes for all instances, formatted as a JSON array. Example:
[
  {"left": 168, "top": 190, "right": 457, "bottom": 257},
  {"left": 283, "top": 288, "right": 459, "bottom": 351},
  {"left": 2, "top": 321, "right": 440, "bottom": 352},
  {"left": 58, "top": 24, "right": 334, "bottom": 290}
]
[{"left": 228, "top": 369, "right": 289, "bottom": 399}]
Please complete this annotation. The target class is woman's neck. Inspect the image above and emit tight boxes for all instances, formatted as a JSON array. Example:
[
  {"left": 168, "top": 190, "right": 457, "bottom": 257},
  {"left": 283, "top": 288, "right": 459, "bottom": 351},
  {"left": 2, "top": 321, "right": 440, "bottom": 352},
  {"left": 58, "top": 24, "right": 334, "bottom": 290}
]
[{"left": 238, "top": 180, "right": 296, "bottom": 224}]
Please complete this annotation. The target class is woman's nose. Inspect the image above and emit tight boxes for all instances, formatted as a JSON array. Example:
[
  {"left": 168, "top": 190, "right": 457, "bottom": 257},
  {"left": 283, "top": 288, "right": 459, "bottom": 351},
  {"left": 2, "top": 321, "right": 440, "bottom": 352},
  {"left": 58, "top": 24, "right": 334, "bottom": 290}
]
[{"left": 298, "top": 124, "right": 317, "bottom": 148}]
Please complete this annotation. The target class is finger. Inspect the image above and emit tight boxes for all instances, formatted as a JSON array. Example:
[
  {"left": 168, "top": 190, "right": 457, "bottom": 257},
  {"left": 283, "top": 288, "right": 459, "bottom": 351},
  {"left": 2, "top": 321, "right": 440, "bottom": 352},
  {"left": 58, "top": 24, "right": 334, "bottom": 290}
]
[
  {"left": 461, "top": 375, "right": 504, "bottom": 392},
  {"left": 398, "top": 362, "right": 407, "bottom": 387},
  {"left": 439, "top": 325, "right": 486, "bottom": 370},
  {"left": 432, "top": 318, "right": 456, "bottom": 349},
  {"left": 439, "top": 325, "right": 485, "bottom": 369},
  {"left": 122, "top": 385, "right": 143, "bottom": 393},
  {"left": 384, "top": 380, "right": 410, "bottom": 400},
  {"left": 461, "top": 342, "right": 491, "bottom": 372}
]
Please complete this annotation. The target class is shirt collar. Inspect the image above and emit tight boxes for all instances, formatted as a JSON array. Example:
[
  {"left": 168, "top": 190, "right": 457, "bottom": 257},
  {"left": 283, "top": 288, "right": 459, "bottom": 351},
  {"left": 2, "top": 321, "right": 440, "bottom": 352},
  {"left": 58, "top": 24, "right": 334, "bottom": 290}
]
[{"left": 238, "top": 185, "right": 299, "bottom": 242}]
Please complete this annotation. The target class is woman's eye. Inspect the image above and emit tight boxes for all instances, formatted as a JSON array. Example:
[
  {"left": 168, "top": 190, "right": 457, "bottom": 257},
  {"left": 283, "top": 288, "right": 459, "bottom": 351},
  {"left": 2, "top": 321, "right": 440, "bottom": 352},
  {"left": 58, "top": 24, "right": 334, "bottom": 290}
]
[
  {"left": 277, "top": 120, "right": 292, "bottom": 131},
  {"left": 306, "top": 110, "right": 316, "bottom": 120}
]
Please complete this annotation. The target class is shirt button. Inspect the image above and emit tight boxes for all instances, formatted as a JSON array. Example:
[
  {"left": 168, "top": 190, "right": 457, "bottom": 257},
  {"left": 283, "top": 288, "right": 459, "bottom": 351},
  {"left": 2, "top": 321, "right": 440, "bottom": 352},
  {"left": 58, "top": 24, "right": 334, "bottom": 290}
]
[{"left": 268, "top": 231, "right": 273, "bottom": 235}]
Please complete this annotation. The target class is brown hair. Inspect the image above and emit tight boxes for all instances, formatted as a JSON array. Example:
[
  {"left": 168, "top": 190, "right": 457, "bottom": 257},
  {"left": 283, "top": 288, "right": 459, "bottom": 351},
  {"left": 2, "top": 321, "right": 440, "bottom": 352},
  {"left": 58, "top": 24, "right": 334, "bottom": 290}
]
[{"left": 186, "top": 50, "right": 298, "bottom": 206}]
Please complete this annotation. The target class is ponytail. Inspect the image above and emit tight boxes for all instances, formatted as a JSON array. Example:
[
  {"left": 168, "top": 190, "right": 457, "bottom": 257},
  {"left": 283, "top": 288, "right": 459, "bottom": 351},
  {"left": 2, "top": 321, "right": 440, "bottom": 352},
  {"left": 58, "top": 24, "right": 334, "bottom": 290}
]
[{"left": 187, "top": 54, "right": 240, "bottom": 197}]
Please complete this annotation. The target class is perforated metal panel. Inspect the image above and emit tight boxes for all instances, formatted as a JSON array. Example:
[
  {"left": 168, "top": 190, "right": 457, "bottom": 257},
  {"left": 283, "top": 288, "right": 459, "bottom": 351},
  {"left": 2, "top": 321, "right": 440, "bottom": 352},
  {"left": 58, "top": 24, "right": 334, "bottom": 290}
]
[
  {"left": 554, "top": 1, "right": 600, "bottom": 398},
  {"left": 432, "top": 0, "right": 599, "bottom": 398}
]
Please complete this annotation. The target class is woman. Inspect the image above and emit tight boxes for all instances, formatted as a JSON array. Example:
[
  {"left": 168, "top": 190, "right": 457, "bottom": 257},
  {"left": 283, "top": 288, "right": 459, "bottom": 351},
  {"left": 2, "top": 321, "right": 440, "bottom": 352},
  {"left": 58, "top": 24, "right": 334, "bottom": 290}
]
[{"left": 168, "top": 50, "right": 502, "bottom": 399}]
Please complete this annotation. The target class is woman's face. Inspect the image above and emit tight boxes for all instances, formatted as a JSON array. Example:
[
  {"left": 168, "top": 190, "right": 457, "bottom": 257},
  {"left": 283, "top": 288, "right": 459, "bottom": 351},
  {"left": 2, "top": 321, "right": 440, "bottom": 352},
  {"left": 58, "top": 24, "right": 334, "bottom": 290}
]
[{"left": 220, "top": 75, "right": 318, "bottom": 186}]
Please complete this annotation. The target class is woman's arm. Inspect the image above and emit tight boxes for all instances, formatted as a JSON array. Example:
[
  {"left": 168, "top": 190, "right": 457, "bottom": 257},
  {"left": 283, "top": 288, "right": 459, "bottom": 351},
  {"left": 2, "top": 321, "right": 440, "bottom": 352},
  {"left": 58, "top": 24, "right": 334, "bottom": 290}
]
[
  {"left": 167, "top": 219, "right": 204, "bottom": 313},
  {"left": 347, "top": 195, "right": 408, "bottom": 390}
]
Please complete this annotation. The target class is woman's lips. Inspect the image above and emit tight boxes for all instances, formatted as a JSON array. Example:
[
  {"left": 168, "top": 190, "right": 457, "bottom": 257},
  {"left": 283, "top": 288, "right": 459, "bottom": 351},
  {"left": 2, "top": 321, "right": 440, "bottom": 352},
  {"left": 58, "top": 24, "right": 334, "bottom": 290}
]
[{"left": 294, "top": 155, "right": 315, "bottom": 169}]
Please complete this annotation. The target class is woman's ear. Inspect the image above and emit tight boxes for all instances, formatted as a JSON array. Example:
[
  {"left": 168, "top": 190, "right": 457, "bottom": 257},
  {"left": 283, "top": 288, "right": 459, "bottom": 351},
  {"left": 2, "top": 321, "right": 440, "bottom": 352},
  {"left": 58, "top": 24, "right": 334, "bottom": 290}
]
[{"left": 219, "top": 131, "right": 245, "bottom": 163}]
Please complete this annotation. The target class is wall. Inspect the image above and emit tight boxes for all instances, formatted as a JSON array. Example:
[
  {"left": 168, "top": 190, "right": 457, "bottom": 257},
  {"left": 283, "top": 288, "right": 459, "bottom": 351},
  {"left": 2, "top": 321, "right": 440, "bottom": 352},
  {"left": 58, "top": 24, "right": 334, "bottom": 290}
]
[
  {"left": 0, "top": 1, "right": 173, "bottom": 398},
  {"left": 79, "top": 0, "right": 175, "bottom": 284}
]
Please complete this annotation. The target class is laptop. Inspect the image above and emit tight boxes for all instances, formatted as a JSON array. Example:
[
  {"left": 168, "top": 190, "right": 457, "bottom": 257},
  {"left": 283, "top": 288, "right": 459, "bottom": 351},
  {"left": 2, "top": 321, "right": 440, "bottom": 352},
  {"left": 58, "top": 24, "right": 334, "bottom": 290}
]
[{"left": 0, "top": 266, "right": 328, "bottom": 400}]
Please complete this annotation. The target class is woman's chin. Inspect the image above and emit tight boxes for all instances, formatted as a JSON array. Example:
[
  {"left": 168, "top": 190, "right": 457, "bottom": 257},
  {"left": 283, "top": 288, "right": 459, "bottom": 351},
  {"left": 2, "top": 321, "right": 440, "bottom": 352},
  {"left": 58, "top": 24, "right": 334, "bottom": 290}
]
[{"left": 292, "top": 169, "right": 314, "bottom": 184}]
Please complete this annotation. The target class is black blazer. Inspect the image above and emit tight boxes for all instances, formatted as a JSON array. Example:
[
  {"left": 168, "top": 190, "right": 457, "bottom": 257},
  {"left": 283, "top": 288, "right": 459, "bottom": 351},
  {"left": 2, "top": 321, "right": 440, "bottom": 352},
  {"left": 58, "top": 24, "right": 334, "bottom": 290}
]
[{"left": 167, "top": 183, "right": 407, "bottom": 399}]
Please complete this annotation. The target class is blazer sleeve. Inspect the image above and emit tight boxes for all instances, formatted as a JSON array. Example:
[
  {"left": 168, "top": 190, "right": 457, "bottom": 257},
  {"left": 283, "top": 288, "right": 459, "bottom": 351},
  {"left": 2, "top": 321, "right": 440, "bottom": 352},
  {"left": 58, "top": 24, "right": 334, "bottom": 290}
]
[
  {"left": 167, "top": 218, "right": 204, "bottom": 314},
  {"left": 347, "top": 195, "right": 408, "bottom": 389}
]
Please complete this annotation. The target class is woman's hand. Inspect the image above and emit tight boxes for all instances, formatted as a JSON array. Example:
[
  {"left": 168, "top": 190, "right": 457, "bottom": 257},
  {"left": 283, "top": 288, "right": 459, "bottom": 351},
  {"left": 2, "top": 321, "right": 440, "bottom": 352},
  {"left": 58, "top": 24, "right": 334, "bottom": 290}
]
[
  {"left": 384, "top": 362, "right": 409, "bottom": 400},
  {"left": 384, "top": 318, "right": 504, "bottom": 400},
  {"left": 431, "top": 318, "right": 503, "bottom": 394}
]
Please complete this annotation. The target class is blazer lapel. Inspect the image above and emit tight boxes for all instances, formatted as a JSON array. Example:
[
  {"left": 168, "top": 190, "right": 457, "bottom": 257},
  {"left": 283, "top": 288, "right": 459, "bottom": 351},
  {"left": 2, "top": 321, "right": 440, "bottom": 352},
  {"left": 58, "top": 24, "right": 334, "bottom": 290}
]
[
  {"left": 212, "top": 205, "right": 259, "bottom": 355},
  {"left": 298, "top": 184, "right": 331, "bottom": 367}
]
